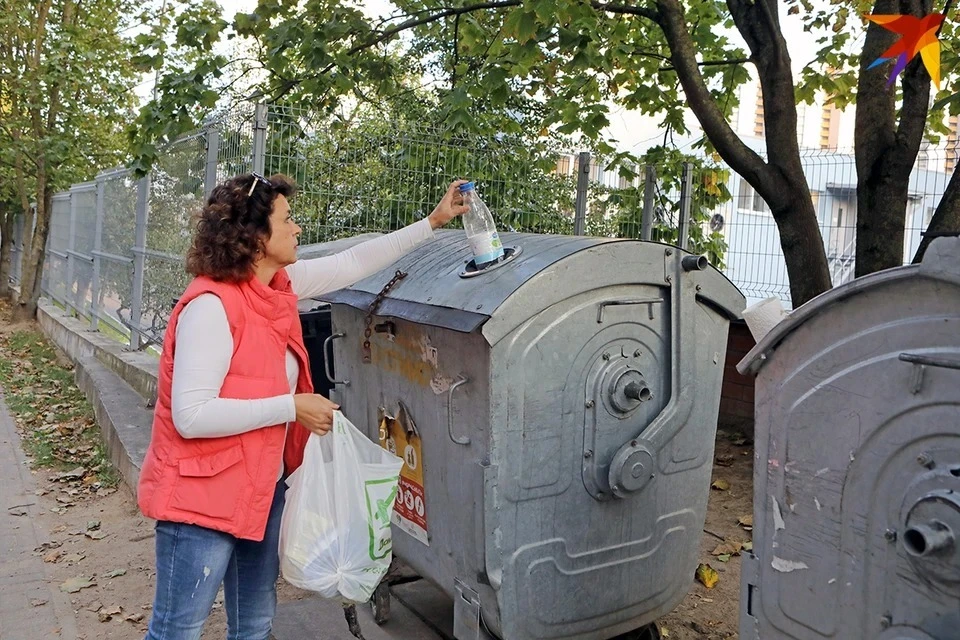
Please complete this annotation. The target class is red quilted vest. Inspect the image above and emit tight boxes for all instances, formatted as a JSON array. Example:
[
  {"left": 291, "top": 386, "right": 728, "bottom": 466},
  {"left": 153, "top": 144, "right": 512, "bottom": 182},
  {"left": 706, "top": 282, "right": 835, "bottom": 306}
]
[{"left": 137, "top": 270, "right": 314, "bottom": 541}]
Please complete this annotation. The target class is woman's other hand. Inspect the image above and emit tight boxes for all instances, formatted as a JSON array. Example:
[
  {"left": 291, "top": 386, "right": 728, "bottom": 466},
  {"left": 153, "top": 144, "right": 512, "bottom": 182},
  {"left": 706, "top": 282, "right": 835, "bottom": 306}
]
[
  {"left": 293, "top": 393, "right": 339, "bottom": 435},
  {"left": 427, "top": 179, "right": 471, "bottom": 230}
]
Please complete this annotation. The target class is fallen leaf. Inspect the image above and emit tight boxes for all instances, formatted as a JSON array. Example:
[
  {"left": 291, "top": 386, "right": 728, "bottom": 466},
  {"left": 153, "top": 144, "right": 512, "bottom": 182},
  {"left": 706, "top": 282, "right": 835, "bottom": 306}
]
[
  {"left": 689, "top": 621, "right": 712, "bottom": 634},
  {"left": 43, "top": 549, "right": 63, "bottom": 563},
  {"left": 98, "top": 605, "right": 122, "bottom": 623},
  {"left": 104, "top": 568, "right": 126, "bottom": 579},
  {"left": 86, "top": 601, "right": 103, "bottom": 613},
  {"left": 56, "top": 495, "right": 74, "bottom": 505},
  {"left": 711, "top": 479, "right": 731, "bottom": 491},
  {"left": 61, "top": 553, "right": 85, "bottom": 564},
  {"left": 738, "top": 514, "right": 754, "bottom": 528},
  {"left": 743, "top": 541, "right": 754, "bottom": 552},
  {"left": 715, "top": 453, "right": 735, "bottom": 467},
  {"left": 716, "top": 554, "right": 731, "bottom": 563},
  {"left": 712, "top": 541, "right": 743, "bottom": 556},
  {"left": 84, "top": 530, "right": 107, "bottom": 540},
  {"left": 86, "top": 520, "right": 101, "bottom": 531},
  {"left": 30, "top": 599, "right": 48, "bottom": 607},
  {"left": 7, "top": 507, "right": 28, "bottom": 517},
  {"left": 695, "top": 563, "right": 719, "bottom": 589},
  {"left": 658, "top": 623, "right": 669, "bottom": 637},
  {"left": 54, "top": 467, "right": 86, "bottom": 481},
  {"left": 125, "top": 613, "right": 145, "bottom": 623},
  {"left": 60, "top": 576, "right": 97, "bottom": 593}
]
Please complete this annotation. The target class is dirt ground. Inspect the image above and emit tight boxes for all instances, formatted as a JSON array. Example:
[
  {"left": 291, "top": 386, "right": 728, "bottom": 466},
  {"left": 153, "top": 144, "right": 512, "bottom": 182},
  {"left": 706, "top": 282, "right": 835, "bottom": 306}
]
[{"left": 21, "top": 430, "right": 753, "bottom": 640}]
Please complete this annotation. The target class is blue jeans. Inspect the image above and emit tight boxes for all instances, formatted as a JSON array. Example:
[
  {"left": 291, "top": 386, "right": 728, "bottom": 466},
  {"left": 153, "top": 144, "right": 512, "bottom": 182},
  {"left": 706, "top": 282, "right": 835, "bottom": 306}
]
[{"left": 145, "top": 479, "right": 286, "bottom": 640}]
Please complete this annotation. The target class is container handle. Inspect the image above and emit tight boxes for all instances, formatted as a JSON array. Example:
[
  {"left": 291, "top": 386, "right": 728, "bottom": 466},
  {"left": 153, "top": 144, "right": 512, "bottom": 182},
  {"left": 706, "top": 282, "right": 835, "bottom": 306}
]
[
  {"left": 447, "top": 376, "right": 470, "bottom": 445},
  {"left": 597, "top": 298, "right": 663, "bottom": 323},
  {"left": 323, "top": 332, "right": 349, "bottom": 386}
]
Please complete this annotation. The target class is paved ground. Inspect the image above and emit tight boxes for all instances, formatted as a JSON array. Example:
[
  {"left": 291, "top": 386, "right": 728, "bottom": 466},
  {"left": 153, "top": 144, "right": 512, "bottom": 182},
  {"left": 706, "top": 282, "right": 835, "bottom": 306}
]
[{"left": 0, "top": 392, "right": 78, "bottom": 640}]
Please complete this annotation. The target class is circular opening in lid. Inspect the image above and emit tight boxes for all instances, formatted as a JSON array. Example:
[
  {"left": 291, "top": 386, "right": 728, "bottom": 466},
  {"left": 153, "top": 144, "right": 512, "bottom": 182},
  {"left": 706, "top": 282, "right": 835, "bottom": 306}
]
[{"left": 459, "top": 245, "right": 522, "bottom": 278}]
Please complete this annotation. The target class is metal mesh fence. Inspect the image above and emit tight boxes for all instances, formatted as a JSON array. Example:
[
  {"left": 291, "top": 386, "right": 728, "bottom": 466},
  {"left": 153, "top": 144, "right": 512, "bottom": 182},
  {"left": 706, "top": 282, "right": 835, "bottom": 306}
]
[
  {"left": 96, "top": 168, "right": 138, "bottom": 337},
  {"left": 139, "top": 131, "right": 207, "bottom": 346},
  {"left": 45, "top": 194, "right": 71, "bottom": 306},
  {"left": 9, "top": 212, "right": 25, "bottom": 285},
  {"left": 32, "top": 101, "right": 957, "bottom": 348},
  {"left": 68, "top": 183, "right": 97, "bottom": 318},
  {"left": 262, "top": 104, "right": 584, "bottom": 245}
]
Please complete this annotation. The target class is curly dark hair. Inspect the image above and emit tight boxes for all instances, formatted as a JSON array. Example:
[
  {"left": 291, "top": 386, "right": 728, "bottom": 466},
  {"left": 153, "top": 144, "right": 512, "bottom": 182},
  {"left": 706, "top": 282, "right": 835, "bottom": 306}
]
[{"left": 186, "top": 173, "right": 297, "bottom": 282}]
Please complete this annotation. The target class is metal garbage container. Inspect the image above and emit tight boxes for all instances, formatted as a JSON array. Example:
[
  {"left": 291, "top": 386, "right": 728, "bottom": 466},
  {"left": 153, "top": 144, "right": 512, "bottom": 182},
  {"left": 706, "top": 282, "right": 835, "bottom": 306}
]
[
  {"left": 736, "top": 236, "right": 960, "bottom": 640},
  {"left": 320, "top": 231, "right": 745, "bottom": 640},
  {"left": 296, "top": 234, "right": 383, "bottom": 396}
]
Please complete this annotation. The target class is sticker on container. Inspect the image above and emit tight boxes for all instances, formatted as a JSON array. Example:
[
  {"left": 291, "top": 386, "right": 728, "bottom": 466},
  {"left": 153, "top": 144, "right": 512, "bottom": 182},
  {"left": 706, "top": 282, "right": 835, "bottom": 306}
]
[{"left": 378, "top": 403, "right": 429, "bottom": 546}]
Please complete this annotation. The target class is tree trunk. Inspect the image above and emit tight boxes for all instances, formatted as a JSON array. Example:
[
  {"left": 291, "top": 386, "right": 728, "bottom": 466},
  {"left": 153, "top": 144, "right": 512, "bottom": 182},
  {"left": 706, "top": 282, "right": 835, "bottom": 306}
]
[
  {"left": 854, "top": 0, "right": 932, "bottom": 277},
  {"left": 0, "top": 203, "right": 13, "bottom": 300},
  {"left": 13, "top": 184, "right": 50, "bottom": 322},
  {"left": 657, "top": 0, "right": 831, "bottom": 307},
  {"left": 913, "top": 165, "right": 960, "bottom": 263}
]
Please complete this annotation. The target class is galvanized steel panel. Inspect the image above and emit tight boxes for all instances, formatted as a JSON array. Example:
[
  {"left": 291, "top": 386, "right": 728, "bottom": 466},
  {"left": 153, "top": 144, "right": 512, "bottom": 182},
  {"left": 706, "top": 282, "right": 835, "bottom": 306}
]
[{"left": 739, "top": 237, "right": 960, "bottom": 640}]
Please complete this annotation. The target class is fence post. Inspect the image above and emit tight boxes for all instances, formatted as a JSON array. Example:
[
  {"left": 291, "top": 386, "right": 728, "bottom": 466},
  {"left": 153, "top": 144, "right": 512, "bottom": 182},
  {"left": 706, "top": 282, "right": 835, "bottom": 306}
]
[
  {"left": 678, "top": 162, "right": 693, "bottom": 251},
  {"left": 573, "top": 151, "right": 591, "bottom": 236},
  {"left": 89, "top": 175, "right": 106, "bottom": 330},
  {"left": 641, "top": 165, "right": 656, "bottom": 241},
  {"left": 65, "top": 189, "right": 78, "bottom": 316},
  {"left": 252, "top": 103, "right": 268, "bottom": 175},
  {"left": 204, "top": 123, "right": 220, "bottom": 199},
  {"left": 129, "top": 175, "right": 150, "bottom": 351}
]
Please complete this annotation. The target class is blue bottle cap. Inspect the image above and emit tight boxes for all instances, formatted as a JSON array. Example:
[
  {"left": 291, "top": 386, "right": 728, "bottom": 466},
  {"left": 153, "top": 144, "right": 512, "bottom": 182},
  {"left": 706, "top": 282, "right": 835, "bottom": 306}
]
[{"left": 458, "top": 181, "right": 475, "bottom": 192}]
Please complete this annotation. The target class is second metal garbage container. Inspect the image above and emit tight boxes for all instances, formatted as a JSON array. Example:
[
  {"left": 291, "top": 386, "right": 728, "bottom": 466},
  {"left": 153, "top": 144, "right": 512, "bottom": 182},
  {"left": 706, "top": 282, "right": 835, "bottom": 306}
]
[
  {"left": 736, "top": 236, "right": 960, "bottom": 640},
  {"left": 320, "top": 231, "right": 745, "bottom": 640}
]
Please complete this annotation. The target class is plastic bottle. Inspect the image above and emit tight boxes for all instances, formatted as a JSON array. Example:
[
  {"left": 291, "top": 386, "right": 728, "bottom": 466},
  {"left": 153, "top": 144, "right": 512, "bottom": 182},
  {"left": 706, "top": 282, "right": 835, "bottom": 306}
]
[{"left": 458, "top": 182, "right": 505, "bottom": 268}]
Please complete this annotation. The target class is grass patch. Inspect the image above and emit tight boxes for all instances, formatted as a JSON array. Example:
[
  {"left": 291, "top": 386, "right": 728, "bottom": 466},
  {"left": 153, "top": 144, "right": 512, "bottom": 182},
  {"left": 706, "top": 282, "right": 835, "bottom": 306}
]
[{"left": 0, "top": 301, "right": 119, "bottom": 488}]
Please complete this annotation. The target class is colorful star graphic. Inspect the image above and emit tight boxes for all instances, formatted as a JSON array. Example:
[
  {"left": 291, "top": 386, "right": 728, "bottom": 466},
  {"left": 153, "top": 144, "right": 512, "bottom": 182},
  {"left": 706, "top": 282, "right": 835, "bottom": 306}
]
[{"left": 864, "top": 13, "right": 945, "bottom": 89}]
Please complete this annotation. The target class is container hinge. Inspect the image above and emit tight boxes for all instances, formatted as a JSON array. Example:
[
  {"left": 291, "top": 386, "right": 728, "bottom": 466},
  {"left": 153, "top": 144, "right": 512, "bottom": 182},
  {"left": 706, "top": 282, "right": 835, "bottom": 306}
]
[{"left": 363, "top": 269, "right": 407, "bottom": 363}]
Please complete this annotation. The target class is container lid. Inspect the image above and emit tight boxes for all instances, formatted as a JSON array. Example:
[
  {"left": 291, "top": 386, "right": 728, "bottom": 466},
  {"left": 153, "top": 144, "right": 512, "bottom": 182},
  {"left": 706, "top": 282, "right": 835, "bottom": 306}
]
[
  {"left": 320, "top": 230, "right": 745, "bottom": 344},
  {"left": 737, "top": 236, "right": 960, "bottom": 376}
]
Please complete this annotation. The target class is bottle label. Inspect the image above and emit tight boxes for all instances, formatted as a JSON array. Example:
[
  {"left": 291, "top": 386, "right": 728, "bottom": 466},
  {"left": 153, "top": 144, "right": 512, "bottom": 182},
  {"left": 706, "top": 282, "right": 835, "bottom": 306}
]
[{"left": 469, "top": 232, "right": 504, "bottom": 265}]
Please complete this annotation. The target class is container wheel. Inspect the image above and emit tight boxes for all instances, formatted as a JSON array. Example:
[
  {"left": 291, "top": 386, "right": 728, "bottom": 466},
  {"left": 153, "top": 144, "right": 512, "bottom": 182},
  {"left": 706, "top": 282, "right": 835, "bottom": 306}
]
[{"left": 612, "top": 623, "right": 662, "bottom": 640}]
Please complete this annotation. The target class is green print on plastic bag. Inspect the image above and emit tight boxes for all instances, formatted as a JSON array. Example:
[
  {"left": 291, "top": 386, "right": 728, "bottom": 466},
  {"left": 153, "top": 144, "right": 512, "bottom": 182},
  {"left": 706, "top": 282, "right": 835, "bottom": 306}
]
[{"left": 364, "top": 478, "right": 398, "bottom": 561}]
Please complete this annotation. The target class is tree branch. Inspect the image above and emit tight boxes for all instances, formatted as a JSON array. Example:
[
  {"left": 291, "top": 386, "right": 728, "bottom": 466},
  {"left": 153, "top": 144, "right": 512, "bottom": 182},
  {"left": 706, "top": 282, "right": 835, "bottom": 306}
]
[
  {"left": 590, "top": 2, "right": 659, "bottom": 21},
  {"left": 654, "top": 0, "right": 768, "bottom": 185},
  {"left": 659, "top": 58, "right": 750, "bottom": 72}
]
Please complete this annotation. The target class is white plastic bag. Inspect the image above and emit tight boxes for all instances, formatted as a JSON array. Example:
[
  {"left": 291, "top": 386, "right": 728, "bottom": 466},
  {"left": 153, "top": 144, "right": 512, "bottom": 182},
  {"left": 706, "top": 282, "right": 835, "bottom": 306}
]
[{"left": 279, "top": 410, "right": 403, "bottom": 602}]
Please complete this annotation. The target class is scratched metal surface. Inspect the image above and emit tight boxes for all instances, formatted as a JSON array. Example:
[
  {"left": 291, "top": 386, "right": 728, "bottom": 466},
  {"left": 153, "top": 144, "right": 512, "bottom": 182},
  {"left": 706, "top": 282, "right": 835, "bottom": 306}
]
[{"left": 740, "top": 237, "right": 960, "bottom": 640}]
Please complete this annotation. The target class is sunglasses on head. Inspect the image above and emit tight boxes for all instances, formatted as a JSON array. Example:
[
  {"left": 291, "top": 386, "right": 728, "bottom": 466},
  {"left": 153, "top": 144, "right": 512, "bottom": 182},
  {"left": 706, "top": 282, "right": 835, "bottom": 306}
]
[{"left": 247, "top": 172, "right": 272, "bottom": 197}]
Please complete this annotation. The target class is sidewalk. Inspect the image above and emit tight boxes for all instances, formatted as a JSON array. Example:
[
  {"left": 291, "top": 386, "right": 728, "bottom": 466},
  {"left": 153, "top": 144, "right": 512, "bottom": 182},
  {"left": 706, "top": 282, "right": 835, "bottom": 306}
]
[{"left": 0, "top": 393, "right": 77, "bottom": 640}]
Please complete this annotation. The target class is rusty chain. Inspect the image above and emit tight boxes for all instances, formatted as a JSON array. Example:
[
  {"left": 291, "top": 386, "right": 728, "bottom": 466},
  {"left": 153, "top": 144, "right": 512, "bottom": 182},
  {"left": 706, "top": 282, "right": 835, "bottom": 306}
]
[{"left": 362, "top": 269, "right": 408, "bottom": 363}]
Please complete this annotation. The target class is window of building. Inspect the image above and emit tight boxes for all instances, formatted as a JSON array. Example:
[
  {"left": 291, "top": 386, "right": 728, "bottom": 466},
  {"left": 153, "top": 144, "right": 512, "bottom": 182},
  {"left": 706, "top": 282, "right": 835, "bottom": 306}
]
[{"left": 738, "top": 179, "right": 769, "bottom": 214}]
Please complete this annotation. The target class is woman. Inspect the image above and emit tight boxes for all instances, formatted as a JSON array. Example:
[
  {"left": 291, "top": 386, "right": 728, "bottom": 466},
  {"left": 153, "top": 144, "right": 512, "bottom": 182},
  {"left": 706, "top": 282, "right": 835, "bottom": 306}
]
[{"left": 137, "top": 172, "right": 468, "bottom": 640}]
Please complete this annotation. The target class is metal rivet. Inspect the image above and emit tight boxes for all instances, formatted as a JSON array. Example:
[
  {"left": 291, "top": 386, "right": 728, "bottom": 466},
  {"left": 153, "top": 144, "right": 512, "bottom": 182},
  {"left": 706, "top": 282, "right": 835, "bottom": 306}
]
[
  {"left": 696, "top": 284, "right": 702, "bottom": 291},
  {"left": 917, "top": 452, "right": 934, "bottom": 468},
  {"left": 665, "top": 275, "right": 672, "bottom": 283},
  {"left": 596, "top": 493, "right": 604, "bottom": 500},
  {"left": 880, "top": 615, "right": 892, "bottom": 630},
  {"left": 665, "top": 249, "right": 673, "bottom": 256},
  {"left": 602, "top": 352, "right": 610, "bottom": 360},
  {"left": 584, "top": 450, "right": 593, "bottom": 459},
  {"left": 630, "top": 440, "right": 638, "bottom": 447},
  {"left": 476, "top": 304, "right": 482, "bottom": 310},
  {"left": 634, "top": 350, "right": 642, "bottom": 357},
  {"left": 585, "top": 400, "right": 595, "bottom": 408},
  {"left": 884, "top": 529, "right": 897, "bottom": 542}
]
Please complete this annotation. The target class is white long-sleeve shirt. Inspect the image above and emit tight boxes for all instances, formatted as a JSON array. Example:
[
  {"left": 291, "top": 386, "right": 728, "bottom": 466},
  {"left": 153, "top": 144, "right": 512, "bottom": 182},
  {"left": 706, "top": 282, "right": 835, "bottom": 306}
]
[{"left": 170, "top": 218, "right": 435, "bottom": 442}]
